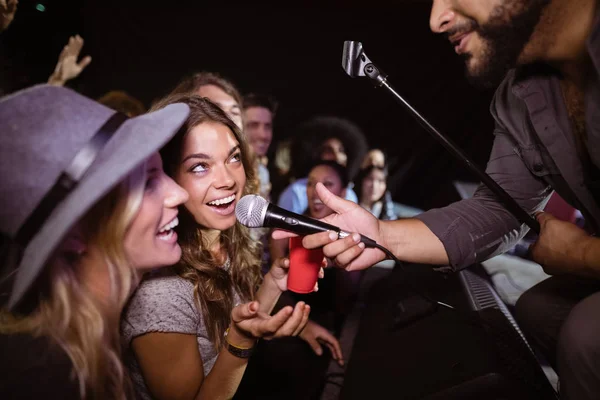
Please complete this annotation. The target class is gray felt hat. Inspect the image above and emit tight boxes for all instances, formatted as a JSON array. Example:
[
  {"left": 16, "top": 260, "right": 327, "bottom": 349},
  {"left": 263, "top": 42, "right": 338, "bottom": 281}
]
[{"left": 0, "top": 85, "right": 189, "bottom": 309}]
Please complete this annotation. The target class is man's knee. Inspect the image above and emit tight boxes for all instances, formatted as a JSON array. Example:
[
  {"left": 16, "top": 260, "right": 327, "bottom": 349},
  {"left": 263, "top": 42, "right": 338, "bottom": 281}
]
[
  {"left": 557, "top": 293, "right": 600, "bottom": 371},
  {"left": 557, "top": 293, "right": 600, "bottom": 399}
]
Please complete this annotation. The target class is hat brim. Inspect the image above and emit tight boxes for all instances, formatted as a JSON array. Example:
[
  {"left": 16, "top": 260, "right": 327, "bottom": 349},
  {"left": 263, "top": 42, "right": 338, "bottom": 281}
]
[{"left": 8, "top": 103, "right": 189, "bottom": 309}]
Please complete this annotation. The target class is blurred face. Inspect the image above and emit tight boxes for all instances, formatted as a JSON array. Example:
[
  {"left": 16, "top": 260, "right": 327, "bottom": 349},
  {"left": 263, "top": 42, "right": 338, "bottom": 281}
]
[
  {"left": 320, "top": 138, "right": 347, "bottom": 167},
  {"left": 174, "top": 121, "right": 246, "bottom": 233},
  {"left": 197, "top": 84, "right": 243, "bottom": 129},
  {"left": 430, "top": 0, "right": 550, "bottom": 87},
  {"left": 361, "top": 168, "right": 387, "bottom": 205},
  {"left": 244, "top": 106, "right": 273, "bottom": 157},
  {"left": 307, "top": 165, "right": 345, "bottom": 219},
  {"left": 362, "top": 149, "right": 386, "bottom": 169},
  {"left": 124, "top": 153, "right": 189, "bottom": 270}
]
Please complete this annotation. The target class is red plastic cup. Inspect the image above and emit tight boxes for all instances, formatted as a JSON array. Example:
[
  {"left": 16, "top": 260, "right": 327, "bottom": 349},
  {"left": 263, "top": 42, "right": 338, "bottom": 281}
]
[{"left": 287, "top": 236, "right": 324, "bottom": 294}]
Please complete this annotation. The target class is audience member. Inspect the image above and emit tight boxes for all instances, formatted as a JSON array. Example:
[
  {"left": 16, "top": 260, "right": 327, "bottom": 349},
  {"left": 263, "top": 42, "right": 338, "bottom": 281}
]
[
  {"left": 97, "top": 90, "right": 146, "bottom": 117},
  {"left": 355, "top": 165, "right": 398, "bottom": 221},
  {"left": 169, "top": 71, "right": 243, "bottom": 129},
  {"left": 243, "top": 93, "right": 277, "bottom": 200},
  {"left": 278, "top": 116, "right": 367, "bottom": 214},
  {"left": 0, "top": 85, "right": 189, "bottom": 399},
  {"left": 168, "top": 71, "right": 261, "bottom": 197},
  {"left": 361, "top": 148, "right": 386, "bottom": 169},
  {"left": 122, "top": 94, "right": 313, "bottom": 400}
]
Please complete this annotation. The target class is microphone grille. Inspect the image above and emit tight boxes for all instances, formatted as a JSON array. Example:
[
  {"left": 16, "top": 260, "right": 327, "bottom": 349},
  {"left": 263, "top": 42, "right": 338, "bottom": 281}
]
[{"left": 235, "top": 195, "right": 268, "bottom": 228}]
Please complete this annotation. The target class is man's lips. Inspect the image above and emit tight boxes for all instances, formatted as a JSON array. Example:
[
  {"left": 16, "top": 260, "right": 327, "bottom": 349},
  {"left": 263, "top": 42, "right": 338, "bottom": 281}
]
[{"left": 451, "top": 32, "right": 473, "bottom": 54}]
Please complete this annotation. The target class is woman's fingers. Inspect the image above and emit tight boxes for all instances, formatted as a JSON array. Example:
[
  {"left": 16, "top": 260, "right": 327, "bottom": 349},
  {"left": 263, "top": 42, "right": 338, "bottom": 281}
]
[
  {"left": 231, "top": 301, "right": 258, "bottom": 323},
  {"left": 274, "top": 257, "right": 290, "bottom": 270},
  {"left": 274, "top": 302, "right": 307, "bottom": 337},
  {"left": 306, "top": 336, "right": 323, "bottom": 356},
  {"left": 326, "top": 338, "right": 343, "bottom": 365},
  {"left": 292, "top": 304, "right": 311, "bottom": 336}
]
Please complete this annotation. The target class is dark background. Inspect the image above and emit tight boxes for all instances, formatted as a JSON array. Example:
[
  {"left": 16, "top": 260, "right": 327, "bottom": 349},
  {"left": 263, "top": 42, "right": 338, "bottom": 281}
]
[{"left": 0, "top": 0, "right": 496, "bottom": 210}]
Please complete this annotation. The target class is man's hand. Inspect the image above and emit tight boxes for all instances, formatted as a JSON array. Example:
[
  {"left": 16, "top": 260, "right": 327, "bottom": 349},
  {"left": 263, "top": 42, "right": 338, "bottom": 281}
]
[
  {"left": 299, "top": 320, "right": 344, "bottom": 366},
  {"left": 0, "top": 0, "right": 17, "bottom": 32},
  {"left": 48, "top": 35, "right": 92, "bottom": 86},
  {"left": 272, "top": 182, "right": 386, "bottom": 271},
  {"left": 530, "top": 212, "right": 596, "bottom": 276}
]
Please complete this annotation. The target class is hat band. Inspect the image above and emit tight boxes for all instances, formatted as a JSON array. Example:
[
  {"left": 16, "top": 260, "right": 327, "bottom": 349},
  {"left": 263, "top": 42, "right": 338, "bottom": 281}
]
[{"left": 15, "top": 112, "right": 129, "bottom": 247}]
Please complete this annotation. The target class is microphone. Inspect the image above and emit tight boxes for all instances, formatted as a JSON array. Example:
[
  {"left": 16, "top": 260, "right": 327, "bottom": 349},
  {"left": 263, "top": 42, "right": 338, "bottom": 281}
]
[{"left": 235, "top": 194, "right": 377, "bottom": 247}]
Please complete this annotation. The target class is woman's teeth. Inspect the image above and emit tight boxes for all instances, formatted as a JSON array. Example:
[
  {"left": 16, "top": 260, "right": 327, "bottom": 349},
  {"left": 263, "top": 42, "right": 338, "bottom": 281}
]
[
  {"left": 158, "top": 217, "right": 179, "bottom": 233},
  {"left": 158, "top": 230, "right": 174, "bottom": 241},
  {"left": 208, "top": 194, "right": 235, "bottom": 206}
]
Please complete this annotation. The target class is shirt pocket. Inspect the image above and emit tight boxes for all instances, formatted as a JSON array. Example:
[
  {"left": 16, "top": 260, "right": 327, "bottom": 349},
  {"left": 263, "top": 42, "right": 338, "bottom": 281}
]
[{"left": 514, "top": 145, "right": 560, "bottom": 179}]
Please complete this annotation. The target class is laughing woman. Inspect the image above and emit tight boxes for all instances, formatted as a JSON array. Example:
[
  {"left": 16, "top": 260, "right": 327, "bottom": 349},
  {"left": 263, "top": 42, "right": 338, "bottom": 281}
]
[
  {"left": 122, "top": 95, "right": 312, "bottom": 400},
  {"left": 0, "top": 85, "right": 190, "bottom": 399}
]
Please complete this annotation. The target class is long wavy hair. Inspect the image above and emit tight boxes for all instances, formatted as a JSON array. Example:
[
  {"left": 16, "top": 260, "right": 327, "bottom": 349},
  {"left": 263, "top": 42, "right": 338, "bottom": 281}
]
[
  {"left": 151, "top": 94, "right": 262, "bottom": 349},
  {"left": 0, "top": 162, "right": 147, "bottom": 399}
]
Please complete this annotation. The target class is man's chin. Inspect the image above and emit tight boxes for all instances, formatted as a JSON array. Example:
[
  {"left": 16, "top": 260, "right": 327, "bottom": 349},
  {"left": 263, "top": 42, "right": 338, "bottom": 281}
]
[{"left": 464, "top": 58, "right": 509, "bottom": 89}]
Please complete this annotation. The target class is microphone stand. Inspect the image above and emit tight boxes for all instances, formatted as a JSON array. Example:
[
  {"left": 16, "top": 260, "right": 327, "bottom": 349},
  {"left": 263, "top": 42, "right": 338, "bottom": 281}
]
[{"left": 341, "top": 41, "right": 540, "bottom": 234}]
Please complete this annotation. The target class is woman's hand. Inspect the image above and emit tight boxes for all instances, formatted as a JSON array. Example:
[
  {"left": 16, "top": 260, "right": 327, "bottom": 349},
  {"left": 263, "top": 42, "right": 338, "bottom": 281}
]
[
  {"left": 299, "top": 320, "right": 344, "bottom": 366},
  {"left": 229, "top": 300, "right": 311, "bottom": 343},
  {"left": 266, "top": 257, "right": 326, "bottom": 293}
]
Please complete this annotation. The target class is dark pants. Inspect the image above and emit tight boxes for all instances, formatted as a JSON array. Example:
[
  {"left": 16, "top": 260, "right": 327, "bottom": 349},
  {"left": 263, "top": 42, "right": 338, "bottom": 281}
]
[{"left": 515, "top": 276, "right": 600, "bottom": 400}]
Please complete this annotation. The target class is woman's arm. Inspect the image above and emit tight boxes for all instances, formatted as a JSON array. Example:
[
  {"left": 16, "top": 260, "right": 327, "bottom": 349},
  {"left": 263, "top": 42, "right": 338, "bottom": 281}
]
[
  {"left": 132, "top": 332, "right": 209, "bottom": 400},
  {"left": 255, "top": 271, "right": 283, "bottom": 315},
  {"left": 132, "top": 301, "right": 310, "bottom": 400}
]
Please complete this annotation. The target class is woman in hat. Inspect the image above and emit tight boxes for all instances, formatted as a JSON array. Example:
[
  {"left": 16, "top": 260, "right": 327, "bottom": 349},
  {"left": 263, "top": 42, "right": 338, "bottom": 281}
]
[
  {"left": 122, "top": 94, "right": 315, "bottom": 400},
  {"left": 0, "top": 85, "right": 190, "bottom": 399}
]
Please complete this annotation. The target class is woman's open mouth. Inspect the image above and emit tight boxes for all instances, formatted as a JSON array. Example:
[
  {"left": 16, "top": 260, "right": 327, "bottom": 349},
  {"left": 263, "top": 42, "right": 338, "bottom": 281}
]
[
  {"left": 157, "top": 216, "right": 179, "bottom": 243},
  {"left": 206, "top": 194, "right": 236, "bottom": 216}
]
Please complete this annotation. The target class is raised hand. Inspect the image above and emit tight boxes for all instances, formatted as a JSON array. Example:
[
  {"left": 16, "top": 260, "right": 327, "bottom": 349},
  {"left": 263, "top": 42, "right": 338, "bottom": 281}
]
[
  {"left": 48, "top": 35, "right": 92, "bottom": 86},
  {"left": 299, "top": 320, "right": 344, "bottom": 366},
  {"left": 0, "top": 0, "right": 17, "bottom": 32}
]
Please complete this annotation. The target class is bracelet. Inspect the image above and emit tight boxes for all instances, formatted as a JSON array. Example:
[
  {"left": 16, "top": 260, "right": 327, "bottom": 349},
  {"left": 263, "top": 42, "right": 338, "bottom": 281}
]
[{"left": 224, "top": 328, "right": 256, "bottom": 358}]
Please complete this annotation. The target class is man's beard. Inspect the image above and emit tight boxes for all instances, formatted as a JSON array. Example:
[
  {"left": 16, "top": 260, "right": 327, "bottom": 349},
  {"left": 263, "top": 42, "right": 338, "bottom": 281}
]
[{"left": 462, "top": 0, "right": 551, "bottom": 88}]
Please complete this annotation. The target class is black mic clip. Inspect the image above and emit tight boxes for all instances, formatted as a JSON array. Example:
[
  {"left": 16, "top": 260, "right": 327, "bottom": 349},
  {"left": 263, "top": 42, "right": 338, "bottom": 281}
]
[{"left": 342, "top": 41, "right": 387, "bottom": 87}]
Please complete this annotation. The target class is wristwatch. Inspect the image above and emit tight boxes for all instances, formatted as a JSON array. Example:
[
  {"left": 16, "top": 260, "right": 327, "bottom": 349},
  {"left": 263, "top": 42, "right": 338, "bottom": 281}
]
[{"left": 224, "top": 328, "right": 256, "bottom": 358}]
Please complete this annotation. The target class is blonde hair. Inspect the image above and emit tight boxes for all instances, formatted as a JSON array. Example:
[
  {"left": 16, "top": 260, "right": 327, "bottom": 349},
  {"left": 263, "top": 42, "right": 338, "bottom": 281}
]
[
  {"left": 152, "top": 94, "right": 262, "bottom": 349},
  {"left": 0, "top": 162, "right": 147, "bottom": 399}
]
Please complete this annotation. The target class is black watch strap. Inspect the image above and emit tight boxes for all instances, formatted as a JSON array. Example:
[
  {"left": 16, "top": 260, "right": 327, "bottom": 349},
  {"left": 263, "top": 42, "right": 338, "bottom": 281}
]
[{"left": 224, "top": 328, "right": 255, "bottom": 358}]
